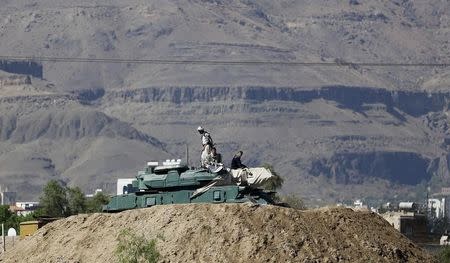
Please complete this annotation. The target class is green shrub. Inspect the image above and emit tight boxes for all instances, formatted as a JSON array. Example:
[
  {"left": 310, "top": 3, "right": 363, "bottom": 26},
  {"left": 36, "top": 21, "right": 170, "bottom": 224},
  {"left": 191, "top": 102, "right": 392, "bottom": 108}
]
[
  {"left": 282, "top": 194, "right": 307, "bottom": 210},
  {"left": 438, "top": 246, "right": 450, "bottom": 263},
  {"left": 86, "top": 192, "right": 110, "bottom": 213},
  {"left": 261, "top": 164, "right": 284, "bottom": 191},
  {"left": 115, "top": 228, "right": 160, "bottom": 263}
]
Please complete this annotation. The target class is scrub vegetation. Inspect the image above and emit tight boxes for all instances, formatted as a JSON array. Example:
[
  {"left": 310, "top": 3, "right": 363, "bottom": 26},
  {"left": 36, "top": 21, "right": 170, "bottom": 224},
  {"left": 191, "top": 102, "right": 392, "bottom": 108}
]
[{"left": 115, "top": 228, "right": 160, "bottom": 263}]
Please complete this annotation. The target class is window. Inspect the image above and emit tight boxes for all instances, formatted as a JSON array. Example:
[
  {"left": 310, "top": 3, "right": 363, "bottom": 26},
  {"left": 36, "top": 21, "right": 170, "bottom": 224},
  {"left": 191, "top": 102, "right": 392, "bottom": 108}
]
[
  {"left": 213, "top": 191, "right": 221, "bottom": 201},
  {"left": 146, "top": 197, "right": 156, "bottom": 206}
]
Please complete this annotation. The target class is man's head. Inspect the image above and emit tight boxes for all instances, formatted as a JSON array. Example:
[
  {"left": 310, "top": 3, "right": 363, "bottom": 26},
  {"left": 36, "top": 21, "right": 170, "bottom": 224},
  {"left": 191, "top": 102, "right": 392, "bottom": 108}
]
[
  {"left": 197, "top": 126, "right": 205, "bottom": 134},
  {"left": 211, "top": 147, "right": 217, "bottom": 154},
  {"left": 235, "top": 151, "right": 243, "bottom": 157}
]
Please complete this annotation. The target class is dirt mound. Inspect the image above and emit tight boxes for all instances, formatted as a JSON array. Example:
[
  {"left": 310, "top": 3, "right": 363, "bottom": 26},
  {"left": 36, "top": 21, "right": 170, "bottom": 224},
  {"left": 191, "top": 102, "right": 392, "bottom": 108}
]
[{"left": 1, "top": 204, "right": 435, "bottom": 263}]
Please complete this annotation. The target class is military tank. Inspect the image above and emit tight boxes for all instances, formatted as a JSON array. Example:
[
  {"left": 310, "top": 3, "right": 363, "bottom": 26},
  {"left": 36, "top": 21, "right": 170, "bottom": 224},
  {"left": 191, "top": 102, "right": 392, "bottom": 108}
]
[{"left": 103, "top": 159, "right": 277, "bottom": 212}]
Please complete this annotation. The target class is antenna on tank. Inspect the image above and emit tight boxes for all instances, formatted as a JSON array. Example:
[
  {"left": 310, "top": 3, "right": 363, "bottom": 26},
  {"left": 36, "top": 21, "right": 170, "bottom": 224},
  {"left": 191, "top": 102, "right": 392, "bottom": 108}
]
[{"left": 185, "top": 143, "right": 189, "bottom": 167}]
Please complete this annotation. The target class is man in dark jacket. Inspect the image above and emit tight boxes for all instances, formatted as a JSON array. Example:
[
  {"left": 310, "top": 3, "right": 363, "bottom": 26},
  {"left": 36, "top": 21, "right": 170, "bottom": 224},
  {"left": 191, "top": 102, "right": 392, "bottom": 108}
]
[
  {"left": 211, "top": 147, "right": 222, "bottom": 164},
  {"left": 231, "top": 151, "right": 246, "bottom": 169}
]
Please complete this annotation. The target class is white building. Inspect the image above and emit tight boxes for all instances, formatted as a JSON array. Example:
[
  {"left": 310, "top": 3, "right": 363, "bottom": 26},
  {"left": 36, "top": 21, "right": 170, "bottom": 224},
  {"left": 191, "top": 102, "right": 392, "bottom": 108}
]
[
  {"left": 428, "top": 198, "right": 446, "bottom": 219},
  {"left": 117, "top": 179, "right": 135, "bottom": 195},
  {"left": 85, "top": 189, "right": 103, "bottom": 198},
  {"left": 353, "top": 199, "right": 368, "bottom": 210},
  {"left": 430, "top": 188, "right": 450, "bottom": 219},
  {"left": 11, "top": 201, "right": 39, "bottom": 216},
  {"left": 15, "top": 201, "right": 39, "bottom": 210}
]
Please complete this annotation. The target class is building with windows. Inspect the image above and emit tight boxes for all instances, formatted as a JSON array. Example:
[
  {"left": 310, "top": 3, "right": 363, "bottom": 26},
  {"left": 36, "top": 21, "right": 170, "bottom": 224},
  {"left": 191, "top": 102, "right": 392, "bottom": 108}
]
[
  {"left": 429, "top": 187, "right": 450, "bottom": 219},
  {"left": 0, "top": 186, "right": 16, "bottom": 206}
]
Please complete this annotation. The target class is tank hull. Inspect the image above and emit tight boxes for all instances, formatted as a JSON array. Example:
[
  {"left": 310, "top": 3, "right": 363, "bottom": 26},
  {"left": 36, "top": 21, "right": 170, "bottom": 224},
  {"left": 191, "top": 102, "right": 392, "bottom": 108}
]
[{"left": 103, "top": 185, "right": 273, "bottom": 212}]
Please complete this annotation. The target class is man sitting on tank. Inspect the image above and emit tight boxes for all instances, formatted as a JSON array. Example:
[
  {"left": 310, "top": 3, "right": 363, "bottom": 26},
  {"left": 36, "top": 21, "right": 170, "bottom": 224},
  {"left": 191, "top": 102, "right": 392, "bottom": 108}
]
[
  {"left": 231, "top": 151, "right": 247, "bottom": 169},
  {"left": 210, "top": 147, "right": 222, "bottom": 164}
]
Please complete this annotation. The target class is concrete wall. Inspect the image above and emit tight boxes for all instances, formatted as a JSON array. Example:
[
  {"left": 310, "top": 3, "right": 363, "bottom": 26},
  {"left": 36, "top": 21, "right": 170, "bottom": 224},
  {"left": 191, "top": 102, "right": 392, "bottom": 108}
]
[{"left": 382, "top": 212, "right": 402, "bottom": 230}]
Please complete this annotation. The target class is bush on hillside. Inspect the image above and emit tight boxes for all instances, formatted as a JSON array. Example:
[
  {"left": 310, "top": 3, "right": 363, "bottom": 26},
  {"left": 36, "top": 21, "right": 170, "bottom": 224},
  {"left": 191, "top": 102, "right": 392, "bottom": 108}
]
[
  {"left": 115, "top": 228, "right": 160, "bottom": 263},
  {"left": 438, "top": 246, "right": 450, "bottom": 263},
  {"left": 282, "top": 194, "right": 307, "bottom": 210}
]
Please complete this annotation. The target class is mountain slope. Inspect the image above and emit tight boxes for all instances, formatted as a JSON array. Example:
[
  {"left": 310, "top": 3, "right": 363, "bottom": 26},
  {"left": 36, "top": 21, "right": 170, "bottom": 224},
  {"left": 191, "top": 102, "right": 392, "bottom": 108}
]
[
  {"left": 0, "top": 0, "right": 449, "bottom": 90},
  {"left": 0, "top": 0, "right": 449, "bottom": 203},
  {"left": 0, "top": 90, "right": 168, "bottom": 199}
]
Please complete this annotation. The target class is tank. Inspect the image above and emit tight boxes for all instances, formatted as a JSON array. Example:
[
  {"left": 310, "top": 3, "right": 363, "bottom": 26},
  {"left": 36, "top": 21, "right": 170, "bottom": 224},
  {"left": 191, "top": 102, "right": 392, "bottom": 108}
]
[{"left": 103, "top": 160, "right": 276, "bottom": 212}]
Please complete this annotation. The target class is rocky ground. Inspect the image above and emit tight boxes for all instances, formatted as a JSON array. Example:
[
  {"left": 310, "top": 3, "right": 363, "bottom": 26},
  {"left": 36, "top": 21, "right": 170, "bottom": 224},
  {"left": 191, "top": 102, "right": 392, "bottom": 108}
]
[{"left": 0, "top": 204, "right": 436, "bottom": 263}]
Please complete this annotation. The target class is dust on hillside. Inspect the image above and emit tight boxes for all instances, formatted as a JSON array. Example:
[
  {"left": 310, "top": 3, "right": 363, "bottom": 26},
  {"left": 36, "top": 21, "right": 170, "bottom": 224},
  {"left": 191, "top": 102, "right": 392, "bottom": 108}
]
[{"left": 0, "top": 204, "right": 436, "bottom": 263}]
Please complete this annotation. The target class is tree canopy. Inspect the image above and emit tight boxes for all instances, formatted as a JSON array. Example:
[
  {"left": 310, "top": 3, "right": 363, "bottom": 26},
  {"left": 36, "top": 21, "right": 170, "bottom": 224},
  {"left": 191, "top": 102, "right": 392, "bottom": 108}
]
[
  {"left": 67, "top": 187, "right": 87, "bottom": 215},
  {"left": 39, "top": 180, "right": 110, "bottom": 217},
  {"left": 39, "top": 180, "right": 69, "bottom": 217},
  {"left": 86, "top": 192, "right": 110, "bottom": 213}
]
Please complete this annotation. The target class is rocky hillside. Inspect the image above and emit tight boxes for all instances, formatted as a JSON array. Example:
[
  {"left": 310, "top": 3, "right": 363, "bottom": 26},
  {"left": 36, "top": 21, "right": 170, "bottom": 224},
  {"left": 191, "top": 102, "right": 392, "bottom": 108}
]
[
  {"left": 1, "top": 0, "right": 449, "bottom": 90},
  {"left": 0, "top": 204, "right": 436, "bottom": 262},
  {"left": 100, "top": 85, "right": 449, "bottom": 203},
  {"left": 0, "top": 81, "right": 169, "bottom": 199},
  {"left": 0, "top": 0, "right": 449, "bottom": 203}
]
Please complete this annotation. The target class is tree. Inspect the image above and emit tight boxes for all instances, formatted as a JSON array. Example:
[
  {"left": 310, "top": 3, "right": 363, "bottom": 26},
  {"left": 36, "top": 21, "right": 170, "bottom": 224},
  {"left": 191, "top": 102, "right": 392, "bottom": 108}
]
[
  {"left": 86, "top": 192, "right": 110, "bottom": 213},
  {"left": 0, "top": 205, "right": 17, "bottom": 230},
  {"left": 39, "top": 180, "right": 69, "bottom": 217},
  {"left": 39, "top": 181, "right": 111, "bottom": 216},
  {"left": 0, "top": 205, "right": 13, "bottom": 224},
  {"left": 67, "top": 187, "right": 87, "bottom": 215}
]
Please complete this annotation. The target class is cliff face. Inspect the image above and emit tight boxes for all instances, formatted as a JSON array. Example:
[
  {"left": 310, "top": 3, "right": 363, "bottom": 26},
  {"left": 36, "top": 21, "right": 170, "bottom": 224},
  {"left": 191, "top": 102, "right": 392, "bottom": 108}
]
[
  {"left": 310, "top": 152, "right": 433, "bottom": 185},
  {"left": 106, "top": 86, "right": 450, "bottom": 117},
  {"left": 0, "top": 60, "right": 43, "bottom": 79},
  {"left": 98, "top": 85, "right": 450, "bottom": 203},
  {"left": 3, "top": 84, "right": 445, "bottom": 202}
]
